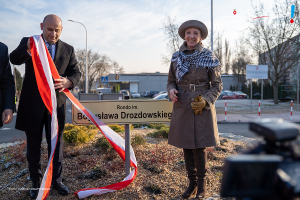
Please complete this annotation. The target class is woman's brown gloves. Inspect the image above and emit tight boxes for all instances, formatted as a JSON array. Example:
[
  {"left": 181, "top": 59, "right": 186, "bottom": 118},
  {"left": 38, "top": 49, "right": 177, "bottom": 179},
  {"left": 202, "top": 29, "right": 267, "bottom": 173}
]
[{"left": 191, "top": 95, "right": 207, "bottom": 114}]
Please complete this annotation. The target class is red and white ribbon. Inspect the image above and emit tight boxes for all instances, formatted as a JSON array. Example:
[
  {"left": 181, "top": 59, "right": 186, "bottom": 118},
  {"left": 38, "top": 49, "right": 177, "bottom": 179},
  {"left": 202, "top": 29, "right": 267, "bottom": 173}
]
[
  {"left": 225, "top": 101, "right": 227, "bottom": 121},
  {"left": 30, "top": 35, "right": 137, "bottom": 199},
  {"left": 259, "top": 100, "right": 261, "bottom": 119},
  {"left": 291, "top": 100, "right": 293, "bottom": 120}
]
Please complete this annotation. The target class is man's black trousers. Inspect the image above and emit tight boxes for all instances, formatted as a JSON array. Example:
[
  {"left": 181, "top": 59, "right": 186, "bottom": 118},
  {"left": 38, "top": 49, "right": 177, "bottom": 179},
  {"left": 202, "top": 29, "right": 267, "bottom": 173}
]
[{"left": 25, "top": 108, "right": 63, "bottom": 185}]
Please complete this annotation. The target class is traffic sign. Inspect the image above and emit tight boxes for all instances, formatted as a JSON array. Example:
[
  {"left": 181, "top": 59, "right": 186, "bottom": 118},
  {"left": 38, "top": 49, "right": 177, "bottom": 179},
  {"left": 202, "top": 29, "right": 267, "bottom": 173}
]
[
  {"left": 101, "top": 76, "right": 108, "bottom": 83},
  {"left": 246, "top": 65, "right": 268, "bottom": 79}
]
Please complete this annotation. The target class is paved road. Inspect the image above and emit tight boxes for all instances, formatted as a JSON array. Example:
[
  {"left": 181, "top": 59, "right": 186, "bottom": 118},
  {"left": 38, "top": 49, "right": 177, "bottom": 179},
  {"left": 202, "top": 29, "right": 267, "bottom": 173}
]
[
  {"left": 0, "top": 100, "right": 73, "bottom": 145},
  {"left": 215, "top": 99, "right": 276, "bottom": 108},
  {"left": 217, "top": 124, "right": 261, "bottom": 139},
  {"left": 0, "top": 113, "right": 24, "bottom": 144}
]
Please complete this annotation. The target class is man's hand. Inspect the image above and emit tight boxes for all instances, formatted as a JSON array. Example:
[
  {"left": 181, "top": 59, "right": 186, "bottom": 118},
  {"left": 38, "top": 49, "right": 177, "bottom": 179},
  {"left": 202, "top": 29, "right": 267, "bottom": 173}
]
[
  {"left": 169, "top": 89, "right": 178, "bottom": 103},
  {"left": 191, "top": 95, "right": 207, "bottom": 114},
  {"left": 54, "top": 76, "right": 72, "bottom": 92},
  {"left": 27, "top": 38, "right": 31, "bottom": 53},
  {"left": 2, "top": 109, "right": 13, "bottom": 124}
]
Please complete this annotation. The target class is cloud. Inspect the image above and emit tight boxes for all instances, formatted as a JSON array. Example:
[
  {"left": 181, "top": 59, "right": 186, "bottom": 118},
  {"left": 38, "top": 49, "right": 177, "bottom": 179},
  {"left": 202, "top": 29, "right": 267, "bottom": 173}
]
[{"left": 2, "top": 0, "right": 258, "bottom": 77}]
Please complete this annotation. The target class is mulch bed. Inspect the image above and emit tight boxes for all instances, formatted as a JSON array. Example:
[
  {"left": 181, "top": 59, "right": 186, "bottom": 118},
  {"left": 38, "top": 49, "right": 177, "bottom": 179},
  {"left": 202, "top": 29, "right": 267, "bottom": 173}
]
[{"left": 0, "top": 129, "right": 248, "bottom": 200}]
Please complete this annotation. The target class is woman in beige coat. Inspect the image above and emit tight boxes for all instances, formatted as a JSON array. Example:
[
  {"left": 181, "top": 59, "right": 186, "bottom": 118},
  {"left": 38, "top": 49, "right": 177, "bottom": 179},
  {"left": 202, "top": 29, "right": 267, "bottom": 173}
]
[{"left": 167, "top": 20, "right": 223, "bottom": 199}]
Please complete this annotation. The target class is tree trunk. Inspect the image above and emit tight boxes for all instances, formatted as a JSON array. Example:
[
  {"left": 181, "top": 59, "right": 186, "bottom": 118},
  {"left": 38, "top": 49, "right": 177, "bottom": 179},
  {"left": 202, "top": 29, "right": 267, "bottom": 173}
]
[{"left": 273, "top": 82, "right": 279, "bottom": 104}]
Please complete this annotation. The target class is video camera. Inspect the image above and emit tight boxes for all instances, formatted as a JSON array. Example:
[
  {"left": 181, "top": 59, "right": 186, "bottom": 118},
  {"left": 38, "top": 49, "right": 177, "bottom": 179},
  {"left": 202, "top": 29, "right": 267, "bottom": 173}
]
[{"left": 220, "top": 118, "right": 300, "bottom": 200}]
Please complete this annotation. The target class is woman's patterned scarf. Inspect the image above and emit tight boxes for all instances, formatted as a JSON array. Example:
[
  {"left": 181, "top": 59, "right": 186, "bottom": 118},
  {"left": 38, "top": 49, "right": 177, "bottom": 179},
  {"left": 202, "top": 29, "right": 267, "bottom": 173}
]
[{"left": 171, "top": 48, "right": 221, "bottom": 82}]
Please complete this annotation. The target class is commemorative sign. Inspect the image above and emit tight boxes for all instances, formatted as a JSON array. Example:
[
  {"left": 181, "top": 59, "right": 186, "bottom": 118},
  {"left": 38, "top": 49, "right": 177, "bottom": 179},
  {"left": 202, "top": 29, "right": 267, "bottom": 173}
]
[
  {"left": 72, "top": 99, "right": 173, "bottom": 125},
  {"left": 246, "top": 65, "right": 268, "bottom": 79}
]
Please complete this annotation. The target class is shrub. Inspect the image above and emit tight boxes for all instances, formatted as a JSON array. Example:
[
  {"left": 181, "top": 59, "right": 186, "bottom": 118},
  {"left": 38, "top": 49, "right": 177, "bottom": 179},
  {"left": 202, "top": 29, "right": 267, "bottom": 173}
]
[
  {"left": 132, "top": 124, "right": 146, "bottom": 128},
  {"left": 63, "top": 124, "right": 97, "bottom": 144},
  {"left": 147, "top": 123, "right": 169, "bottom": 130},
  {"left": 144, "top": 184, "right": 163, "bottom": 194},
  {"left": 64, "top": 123, "right": 74, "bottom": 131},
  {"left": 86, "top": 125, "right": 98, "bottom": 130},
  {"left": 131, "top": 135, "right": 146, "bottom": 146},
  {"left": 108, "top": 124, "right": 134, "bottom": 132},
  {"left": 94, "top": 137, "right": 112, "bottom": 150},
  {"left": 152, "top": 127, "right": 169, "bottom": 139},
  {"left": 108, "top": 124, "right": 124, "bottom": 132}
]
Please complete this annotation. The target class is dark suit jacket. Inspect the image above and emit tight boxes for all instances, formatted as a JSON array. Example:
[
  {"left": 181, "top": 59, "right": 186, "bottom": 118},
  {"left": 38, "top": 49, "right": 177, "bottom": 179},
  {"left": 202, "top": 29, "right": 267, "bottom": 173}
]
[
  {"left": 0, "top": 42, "right": 15, "bottom": 128},
  {"left": 10, "top": 37, "right": 81, "bottom": 135}
]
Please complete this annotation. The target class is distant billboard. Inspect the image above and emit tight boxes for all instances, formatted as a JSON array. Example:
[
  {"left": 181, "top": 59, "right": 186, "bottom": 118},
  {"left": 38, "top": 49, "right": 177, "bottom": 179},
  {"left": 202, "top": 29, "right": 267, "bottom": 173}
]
[{"left": 246, "top": 65, "right": 268, "bottom": 79}]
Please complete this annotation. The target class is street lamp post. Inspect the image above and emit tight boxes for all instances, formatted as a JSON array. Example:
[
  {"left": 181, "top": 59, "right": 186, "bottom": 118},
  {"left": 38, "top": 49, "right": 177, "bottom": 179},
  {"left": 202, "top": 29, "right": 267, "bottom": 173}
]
[
  {"left": 211, "top": 0, "right": 213, "bottom": 51},
  {"left": 68, "top": 20, "right": 88, "bottom": 93}
]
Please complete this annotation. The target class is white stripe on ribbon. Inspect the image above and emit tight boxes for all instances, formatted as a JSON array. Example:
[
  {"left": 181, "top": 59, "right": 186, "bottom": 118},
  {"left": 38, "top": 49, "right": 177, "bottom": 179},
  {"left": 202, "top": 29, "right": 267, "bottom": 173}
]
[{"left": 33, "top": 35, "right": 59, "bottom": 200}]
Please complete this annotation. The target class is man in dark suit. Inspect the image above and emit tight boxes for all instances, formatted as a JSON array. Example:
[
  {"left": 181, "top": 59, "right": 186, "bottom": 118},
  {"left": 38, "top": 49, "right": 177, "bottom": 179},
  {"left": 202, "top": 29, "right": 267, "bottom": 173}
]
[
  {"left": 0, "top": 42, "right": 15, "bottom": 127},
  {"left": 10, "top": 14, "right": 81, "bottom": 199}
]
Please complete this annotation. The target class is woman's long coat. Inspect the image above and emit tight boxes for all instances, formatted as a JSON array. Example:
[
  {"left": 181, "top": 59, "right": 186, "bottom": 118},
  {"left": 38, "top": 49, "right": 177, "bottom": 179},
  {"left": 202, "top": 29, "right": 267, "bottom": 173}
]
[{"left": 167, "top": 42, "right": 223, "bottom": 149}]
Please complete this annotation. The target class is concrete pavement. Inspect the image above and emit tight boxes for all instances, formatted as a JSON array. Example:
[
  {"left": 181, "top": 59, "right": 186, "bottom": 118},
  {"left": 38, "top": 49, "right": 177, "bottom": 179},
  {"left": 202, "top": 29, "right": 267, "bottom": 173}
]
[{"left": 216, "top": 112, "right": 300, "bottom": 123}]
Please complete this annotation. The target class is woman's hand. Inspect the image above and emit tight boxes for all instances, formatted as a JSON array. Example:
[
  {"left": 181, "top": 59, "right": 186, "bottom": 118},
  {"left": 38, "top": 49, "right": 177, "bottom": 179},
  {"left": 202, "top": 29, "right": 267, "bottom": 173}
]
[{"left": 169, "top": 89, "right": 178, "bottom": 103}]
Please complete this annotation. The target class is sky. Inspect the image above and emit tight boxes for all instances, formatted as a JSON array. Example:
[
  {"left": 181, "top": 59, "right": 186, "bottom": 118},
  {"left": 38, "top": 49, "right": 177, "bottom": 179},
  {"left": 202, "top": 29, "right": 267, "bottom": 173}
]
[{"left": 0, "top": 0, "right": 279, "bottom": 77}]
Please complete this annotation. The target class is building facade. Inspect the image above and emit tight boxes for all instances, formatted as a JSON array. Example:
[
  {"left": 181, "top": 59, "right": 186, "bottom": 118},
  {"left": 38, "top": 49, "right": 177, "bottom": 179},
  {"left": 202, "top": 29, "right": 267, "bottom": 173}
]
[{"left": 96, "top": 72, "right": 240, "bottom": 94}]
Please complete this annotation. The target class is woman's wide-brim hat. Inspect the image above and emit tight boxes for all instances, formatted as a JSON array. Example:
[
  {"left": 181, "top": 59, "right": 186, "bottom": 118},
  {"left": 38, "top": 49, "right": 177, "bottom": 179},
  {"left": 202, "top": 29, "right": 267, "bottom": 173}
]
[{"left": 178, "top": 20, "right": 208, "bottom": 40}]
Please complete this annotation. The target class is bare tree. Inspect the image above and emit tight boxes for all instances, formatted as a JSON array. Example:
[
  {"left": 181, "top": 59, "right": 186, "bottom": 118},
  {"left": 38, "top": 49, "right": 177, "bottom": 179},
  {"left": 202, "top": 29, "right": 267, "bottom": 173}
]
[
  {"left": 245, "top": 0, "right": 300, "bottom": 103},
  {"left": 213, "top": 33, "right": 223, "bottom": 67},
  {"left": 232, "top": 39, "right": 253, "bottom": 84},
  {"left": 111, "top": 60, "right": 125, "bottom": 74},
  {"left": 76, "top": 49, "right": 121, "bottom": 92},
  {"left": 224, "top": 39, "right": 231, "bottom": 74},
  {"left": 161, "top": 16, "right": 182, "bottom": 66}
]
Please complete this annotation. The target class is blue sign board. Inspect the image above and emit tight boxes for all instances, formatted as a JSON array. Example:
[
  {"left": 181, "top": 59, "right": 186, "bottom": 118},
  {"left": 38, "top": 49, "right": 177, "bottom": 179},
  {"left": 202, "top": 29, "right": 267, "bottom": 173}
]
[{"left": 101, "top": 76, "right": 108, "bottom": 83}]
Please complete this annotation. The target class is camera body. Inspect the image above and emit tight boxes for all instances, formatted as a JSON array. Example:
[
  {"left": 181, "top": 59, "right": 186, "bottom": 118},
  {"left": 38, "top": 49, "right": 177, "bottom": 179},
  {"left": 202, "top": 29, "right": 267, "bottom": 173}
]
[{"left": 220, "top": 118, "right": 300, "bottom": 200}]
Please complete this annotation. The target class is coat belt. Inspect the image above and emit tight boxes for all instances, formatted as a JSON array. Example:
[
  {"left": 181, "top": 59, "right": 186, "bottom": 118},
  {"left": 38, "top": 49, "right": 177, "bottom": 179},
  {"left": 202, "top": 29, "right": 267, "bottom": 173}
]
[{"left": 178, "top": 84, "right": 210, "bottom": 92}]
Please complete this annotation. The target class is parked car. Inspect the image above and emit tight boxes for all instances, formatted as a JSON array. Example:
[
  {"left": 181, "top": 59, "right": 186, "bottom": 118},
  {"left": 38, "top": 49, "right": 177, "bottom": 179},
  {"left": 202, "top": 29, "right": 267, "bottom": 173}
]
[
  {"left": 222, "top": 92, "right": 240, "bottom": 99},
  {"left": 119, "top": 90, "right": 131, "bottom": 98},
  {"left": 130, "top": 91, "right": 140, "bottom": 98},
  {"left": 233, "top": 91, "right": 248, "bottom": 99},
  {"left": 153, "top": 93, "right": 169, "bottom": 100},
  {"left": 144, "top": 91, "right": 159, "bottom": 98},
  {"left": 219, "top": 91, "right": 232, "bottom": 99},
  {"left": 253, "top": 92, "right": 261, "bottom": 99},
  {"left": 153, "top": 91, "right": 167, "bottom": 98}
]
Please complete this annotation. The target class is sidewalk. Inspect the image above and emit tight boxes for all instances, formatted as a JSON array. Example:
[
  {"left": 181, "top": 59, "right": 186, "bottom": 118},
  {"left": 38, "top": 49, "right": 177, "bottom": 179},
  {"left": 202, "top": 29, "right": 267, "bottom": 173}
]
[{"left": 217, "top": 111, "right": 300, "bottom": 123}]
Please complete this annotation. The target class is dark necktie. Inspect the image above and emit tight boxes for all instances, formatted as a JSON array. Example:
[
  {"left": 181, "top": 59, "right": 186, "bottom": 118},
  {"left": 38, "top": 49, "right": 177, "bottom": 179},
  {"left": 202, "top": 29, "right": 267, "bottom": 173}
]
[{"left": 47, "top": 43, "right": 53, "bottom": 59}]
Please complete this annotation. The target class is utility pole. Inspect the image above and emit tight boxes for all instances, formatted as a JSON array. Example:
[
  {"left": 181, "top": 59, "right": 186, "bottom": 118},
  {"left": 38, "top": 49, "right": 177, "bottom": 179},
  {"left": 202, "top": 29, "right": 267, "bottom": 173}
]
[
  {"left": 211, "top": 0, "right": 213, "bottom": 51},
  {"left": 13, "top": 65, "right": 17, "bottom": 94}
]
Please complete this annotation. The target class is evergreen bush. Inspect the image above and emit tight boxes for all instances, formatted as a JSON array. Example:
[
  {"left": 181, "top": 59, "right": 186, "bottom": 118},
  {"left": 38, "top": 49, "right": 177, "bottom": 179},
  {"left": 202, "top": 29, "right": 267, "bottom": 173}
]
[
  {"left": 131, "top": 135, "right": 146, "bottom": 146},
  {"left": 94, "top": 137, "right": 112, "bottom": 150},
  {"left": 152, "top": 127, "right": 169, "bottom": 139},
  {"left": 63, "top": 124, "right": 97, "bottom": 144}
]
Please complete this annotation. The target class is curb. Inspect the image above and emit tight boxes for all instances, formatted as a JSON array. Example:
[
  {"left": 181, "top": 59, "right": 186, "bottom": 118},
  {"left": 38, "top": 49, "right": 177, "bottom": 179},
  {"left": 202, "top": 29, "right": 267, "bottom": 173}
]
[
  {"left": 217, "top": 121, "right": 249, "bottom": 124},
  {"left": 0, "top": 141, "right": 23, "bottom": 149}
]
